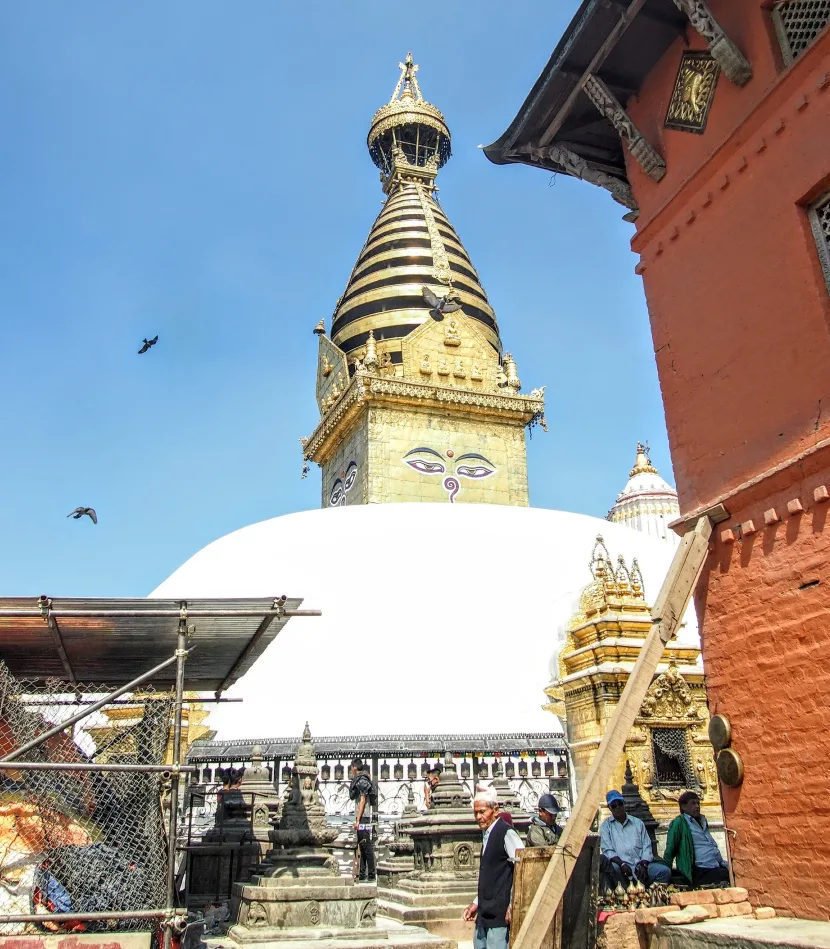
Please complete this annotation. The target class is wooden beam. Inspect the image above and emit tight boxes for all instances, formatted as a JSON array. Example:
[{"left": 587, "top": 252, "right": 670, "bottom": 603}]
[
  {"left": 539, "top": 0, "right": 648, "bottom": 147},
  {"left": 511, "top": 514, "right": 715, "bottom": 949}
]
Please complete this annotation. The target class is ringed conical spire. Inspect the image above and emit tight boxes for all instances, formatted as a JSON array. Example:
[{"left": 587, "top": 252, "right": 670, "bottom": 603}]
[{"left": 330, "top": 54, "right": 501, "bottom": 366}]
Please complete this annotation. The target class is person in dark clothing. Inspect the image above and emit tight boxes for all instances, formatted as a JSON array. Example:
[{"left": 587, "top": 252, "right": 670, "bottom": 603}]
[
  {"left": 463, "top": 789, "right": 524, "bottom": 949},
  {"left": 424, "top": 766, "right": 442, "bottom": 808},
  {"left": 348, "top": 758, "right": 376, "bottom": 883},
  {"left": 526, "top": 793, "right": 561, "bottom": 847}
]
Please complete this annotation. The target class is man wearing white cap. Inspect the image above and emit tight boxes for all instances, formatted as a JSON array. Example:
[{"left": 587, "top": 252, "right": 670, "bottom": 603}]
[{"left": 462, "top": 788, "right": 524, "bottom": 949}]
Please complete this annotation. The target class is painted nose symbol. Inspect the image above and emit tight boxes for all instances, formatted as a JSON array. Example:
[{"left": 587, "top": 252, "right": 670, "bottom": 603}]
[{"left": 443, "top": 476, "right": 460, "bottom": 503}]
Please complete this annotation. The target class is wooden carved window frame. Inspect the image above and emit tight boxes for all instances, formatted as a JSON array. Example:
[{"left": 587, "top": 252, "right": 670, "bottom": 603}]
[
  {"left": 808, "top": 189, "right": 830, "bottom": 297},
  {"left": 772, "top": 0, "right": 830, "bottom": 66}
]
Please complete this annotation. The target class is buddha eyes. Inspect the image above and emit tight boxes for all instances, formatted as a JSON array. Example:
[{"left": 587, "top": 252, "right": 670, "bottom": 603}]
[
  {"left": 456, "top": 465, "right": 494, "bottom": 479},
  {"left": 344, "top": 462, "right": 357, "bottom": 491},
  {"left": 329, "top": 480, "right": 344, "bottom": 506},
  {"left": 405, "top": 459, "right": 445, "bottom": 474}
]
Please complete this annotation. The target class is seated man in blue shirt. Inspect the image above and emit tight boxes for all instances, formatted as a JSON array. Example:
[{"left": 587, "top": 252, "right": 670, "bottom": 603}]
[
  {"left": 663, "top": 791, "right": 730, "bottom": 887},
  {"left": 599, "top": 790, "right": 671, "bottom": 886}
]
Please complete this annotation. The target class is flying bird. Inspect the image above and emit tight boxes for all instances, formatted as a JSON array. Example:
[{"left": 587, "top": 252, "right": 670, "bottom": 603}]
[
  {"left": 138, "top": 335, "right": 159, "bottom": 354},
  {"left": 421, "top": 286, "right": 462, "bottom": 322},
  {"left": 67, "top": 507, "right": 98, "bottom": 524}
]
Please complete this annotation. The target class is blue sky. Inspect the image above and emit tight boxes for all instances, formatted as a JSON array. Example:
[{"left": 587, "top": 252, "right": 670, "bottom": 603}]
[{"left": 0, "top": 2, "right": 673, "bottom": 596}]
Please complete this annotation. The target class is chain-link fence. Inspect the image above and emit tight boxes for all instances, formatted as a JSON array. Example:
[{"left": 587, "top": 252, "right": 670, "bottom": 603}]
[{"left": 0, "top": 662, "right": 172, "bottom": 933}]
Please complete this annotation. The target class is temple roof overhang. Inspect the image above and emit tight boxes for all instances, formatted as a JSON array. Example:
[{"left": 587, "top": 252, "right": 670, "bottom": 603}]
[
  {"left": 483, "top": 0, "right": 687, "bottom": 183},
  {"left": 187, "top": 731, "right": 568, "bottom": 762}
]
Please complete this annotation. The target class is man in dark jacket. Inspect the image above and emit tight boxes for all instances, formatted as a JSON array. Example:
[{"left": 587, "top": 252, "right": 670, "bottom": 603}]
[
  {"left": 348, "top": 759, "right": 376, "bottom": 883},
  {"left": 463, "top": 789, "right": 524, "bottom": 949},
  {"left": 526, "top": 793, "right": 561, "bottom": 847}
]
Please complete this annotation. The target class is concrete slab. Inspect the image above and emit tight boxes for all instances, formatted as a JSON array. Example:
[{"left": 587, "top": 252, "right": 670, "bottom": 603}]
[{"left": 654, "top": 916, "right": 830, "bottom": 949}]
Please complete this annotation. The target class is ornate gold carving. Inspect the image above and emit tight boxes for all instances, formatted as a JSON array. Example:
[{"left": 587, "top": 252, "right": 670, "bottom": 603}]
[
  {"left": 444, "top": 318, "right": 461, "bottom": 346},
  {"left": 321, "top": 354, "right": 332, "bottom": 377},
  {"left": 453, "top": 358, "right": 465, "bottom": 379},
  {"left": 416, "top": 183, "right": 452, "bottom": 286},
  {"left": 471, "top": 362, "right": 483, "bottom": 381},
  {"left": 639, "top": 661, "right": 697, "bottom": 720},
  {"left": 437, "top": 358, "right": 449, "bottom": 376},
  {"left": 420, "top": 354, "right": 432, "bottom": 375},
  {"left": 665, "top": 51, "right": 720, "bottom": 134}
]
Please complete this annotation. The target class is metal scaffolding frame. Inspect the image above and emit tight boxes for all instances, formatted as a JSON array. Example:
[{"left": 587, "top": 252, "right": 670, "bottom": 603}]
[{"left": 0, "top": 596, "right": 320, "bottom": 943}]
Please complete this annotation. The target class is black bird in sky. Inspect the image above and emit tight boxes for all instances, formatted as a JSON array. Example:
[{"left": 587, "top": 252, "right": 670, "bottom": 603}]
[
  {"left": 421, "top": 286, "right": 462, "bottom": 322},
  {"left": 138, "top": 335, "right": 158, "bottom": 354},
  {"left": 67, "top": 507, "right": 98, "bottom": 524}
]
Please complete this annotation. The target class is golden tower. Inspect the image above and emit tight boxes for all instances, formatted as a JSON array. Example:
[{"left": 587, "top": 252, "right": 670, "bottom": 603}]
[
  {"left": 302, "top": 54, "right": 546, "bottom": 507},
  {"left": 545, "top": 537, "right": 722, "bottom": 826}
]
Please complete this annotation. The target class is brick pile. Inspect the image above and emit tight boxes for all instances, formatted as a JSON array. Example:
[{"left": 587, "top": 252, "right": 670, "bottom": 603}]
[{"left": 634, "top": 888, "right": 777, "bottom": 927}]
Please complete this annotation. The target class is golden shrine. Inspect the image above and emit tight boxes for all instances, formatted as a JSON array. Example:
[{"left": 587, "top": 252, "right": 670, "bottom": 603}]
[
  {"left": 545, "top": 536, "right": 722, "bottom": 824},
  {"left": 85, "top": 694, "right": 215, "bottom": 765}
]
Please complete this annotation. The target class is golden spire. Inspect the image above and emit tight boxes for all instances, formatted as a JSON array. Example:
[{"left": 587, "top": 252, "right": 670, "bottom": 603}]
[
  {"left": 329, "top": 55, "right": 501, "bottom": 365},
  {"left": 630, "top": 441, "right": 658, "bottom": 477}
]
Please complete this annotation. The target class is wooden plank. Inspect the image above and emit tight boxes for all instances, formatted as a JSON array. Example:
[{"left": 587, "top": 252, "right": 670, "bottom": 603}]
[
  {"left": 511, "top": 514, "right": 714, "bottom": 949},
  {"left": 512, "top": 848, "right": 560, "bottom": 949},
  {"left": 539, "top": 0, "right": 648, "bottom": 147}
]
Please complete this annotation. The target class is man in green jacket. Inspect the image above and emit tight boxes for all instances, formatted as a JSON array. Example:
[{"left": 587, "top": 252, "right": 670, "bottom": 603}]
[{"left": 663, "top": 791, "right": 730, "bottom": 887}]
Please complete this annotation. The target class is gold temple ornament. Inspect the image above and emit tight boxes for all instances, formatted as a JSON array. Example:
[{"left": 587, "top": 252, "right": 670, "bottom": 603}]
[{"left": 665, "top": 50, "right": 720, "bottom": 134}]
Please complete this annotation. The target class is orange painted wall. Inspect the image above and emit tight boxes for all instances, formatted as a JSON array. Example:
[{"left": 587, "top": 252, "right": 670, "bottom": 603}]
[
  {"left": 618, "top": 1, "right": 830, "bottom": 920},
  {"left": 627, "top": 3, "right": 830, "bottom": 510}
]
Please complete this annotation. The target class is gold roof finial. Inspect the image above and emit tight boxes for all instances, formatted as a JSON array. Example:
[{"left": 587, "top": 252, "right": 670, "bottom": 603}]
[
  {"left": 363, "top": 329, "right": 379, "bottom": 372},
  {"left": 630, "top": 441, "right": 658, "bottom": 477},
  {"left": 391, "top": 52, "right": 423, "bottom": 104}
]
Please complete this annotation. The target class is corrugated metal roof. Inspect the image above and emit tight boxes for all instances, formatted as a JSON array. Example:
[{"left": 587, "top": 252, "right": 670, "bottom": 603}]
[{"left": 0, "top": 596, "right": 312, "bottom": 693}]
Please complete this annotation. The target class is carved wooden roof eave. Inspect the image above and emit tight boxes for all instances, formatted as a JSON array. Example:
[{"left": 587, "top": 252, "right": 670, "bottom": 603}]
[{"left": 484, "top": 0, "right": 750, "bottom": 192}]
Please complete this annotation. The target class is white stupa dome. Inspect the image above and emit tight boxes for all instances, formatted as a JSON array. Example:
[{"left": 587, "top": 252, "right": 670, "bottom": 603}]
[
  {"left": 150, "top": 503, "right": 697, "bottom": 738},
  {"left": 607, "top": 444, "right": 681, "bottom": 546}
]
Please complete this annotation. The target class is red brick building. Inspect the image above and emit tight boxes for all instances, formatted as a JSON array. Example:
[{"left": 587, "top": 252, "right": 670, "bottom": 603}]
[{"left": 486, "top": 0, "right": 830, "bottom": 920}]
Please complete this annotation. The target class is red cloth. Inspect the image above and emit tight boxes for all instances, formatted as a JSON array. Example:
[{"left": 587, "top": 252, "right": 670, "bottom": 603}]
[{"left": 499, "top": 811, "right": 514, "bottom": 826}]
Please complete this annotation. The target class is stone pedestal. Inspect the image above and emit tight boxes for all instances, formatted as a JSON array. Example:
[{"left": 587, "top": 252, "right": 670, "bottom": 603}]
[
  {"left": 378, "top": 754, "right": 480, "bottom": 941},
  {"left": 229, "top": 725, "right": 455, "bottom": 949}
]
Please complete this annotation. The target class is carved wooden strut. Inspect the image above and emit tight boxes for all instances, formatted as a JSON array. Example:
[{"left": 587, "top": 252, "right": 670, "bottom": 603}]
[
  {"left": 582, "top": 74, "right": 667, "bottom": 182},
  {"left": 671, "top": 0, "right": 752, "bottom": 86}
]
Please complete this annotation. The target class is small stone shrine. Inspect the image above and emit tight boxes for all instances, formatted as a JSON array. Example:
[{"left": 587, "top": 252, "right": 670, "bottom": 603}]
[
  {"left": 229, "top": 725, "right": 454, "bottom": 949},
  {"left": 377, "top": 753, "right": 480, "bottom": 940},
  {"left": 376, "top": 785, "right": 418, "bottom": 889},
  {"left": 488, "top": 763, "right": 531, "bottom": 835}
]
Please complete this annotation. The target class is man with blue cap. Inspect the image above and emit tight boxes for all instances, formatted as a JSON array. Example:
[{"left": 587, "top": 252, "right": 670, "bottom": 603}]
[
  {"left": 599, "top": 790, "right": 671, "bottom": 886},
  {"left": 526, "top": 793, "right": 562, "bottom": 847}
]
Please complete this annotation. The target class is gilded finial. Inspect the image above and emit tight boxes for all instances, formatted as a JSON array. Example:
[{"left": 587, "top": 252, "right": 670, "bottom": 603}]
[
  {"left": 363, "top": 329, "right": 379, "bottom": 372},
  {"left": 503, "top": 353, "right": 521, "bottom": 393},
  {"left": 630, "top": 441, "right": 658, "bottom": 477},
  {"left": 313, "top": 319, "right": 326, "bottom": 336},
  {"left": 302, "top": 722, "right": 311, "bottom": 742},
  {"left": 390, "top": 52, "right": 423, "bottom": 104}
]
